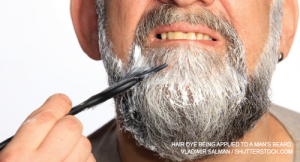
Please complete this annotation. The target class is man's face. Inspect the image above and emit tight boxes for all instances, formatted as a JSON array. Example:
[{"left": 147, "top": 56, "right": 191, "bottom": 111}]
[
  {"left": 105, "top": 0, "right": 272, "bottom": 75},
  {"left": 97, "top": 0, "right": 282, "bottom": 161}
]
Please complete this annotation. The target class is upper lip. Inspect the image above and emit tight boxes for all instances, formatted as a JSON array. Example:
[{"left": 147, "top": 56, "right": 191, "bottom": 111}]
[{"left": 148, "top": 22, "right": 222, "bottom": 42}]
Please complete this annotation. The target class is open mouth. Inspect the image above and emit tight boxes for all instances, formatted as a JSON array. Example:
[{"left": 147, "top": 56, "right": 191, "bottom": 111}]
[
  {"left": 156, "top": 32, "right": 217, "bottom": 41},
  {"left": 142, "top": 23, "right": 225, "bottom": 49}
]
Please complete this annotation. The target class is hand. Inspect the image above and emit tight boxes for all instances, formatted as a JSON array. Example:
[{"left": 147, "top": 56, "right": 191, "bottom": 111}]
[{"left": 0, "top": 94, "right": 95, "bottom": 162}]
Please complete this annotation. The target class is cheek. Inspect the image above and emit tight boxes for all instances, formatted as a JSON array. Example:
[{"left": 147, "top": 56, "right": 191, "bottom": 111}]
[
  {"left": 221, "top": 0, "right": 272, "bottom": 74},
  {"left": 106, "top": 0, "right": 159, "bottom": 63}
]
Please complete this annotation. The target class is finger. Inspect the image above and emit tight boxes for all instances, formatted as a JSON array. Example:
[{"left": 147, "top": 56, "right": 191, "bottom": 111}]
[
  {"left": 63, "top": 136, "right": 92, "bottom": 162},
  {"left": 87, "top": 153, "right": 96, "bottom": 162},
  {"left": 37, "top": 115, "right": 83, "bottom": 161},
  {"left": 26, "top": 93, "right": 72, "bottom": 120},
  {"left": 6, "top": 94, "right": 72, "bottom": 150}
]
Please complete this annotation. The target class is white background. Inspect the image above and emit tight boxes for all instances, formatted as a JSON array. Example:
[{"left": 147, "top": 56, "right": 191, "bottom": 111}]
[{"left": 0, "top": 0, "right": 299, "bottom": 142}]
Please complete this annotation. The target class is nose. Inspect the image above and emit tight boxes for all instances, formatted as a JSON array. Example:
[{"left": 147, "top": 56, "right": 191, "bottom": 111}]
[{"left": 159, "top": 0, "right": 215, "bottom": 7}]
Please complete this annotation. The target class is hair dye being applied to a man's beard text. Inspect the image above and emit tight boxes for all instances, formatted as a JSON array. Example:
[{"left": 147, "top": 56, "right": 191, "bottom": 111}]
[{"left": 96, "top": 0, "right": 282, "bottom": 161}]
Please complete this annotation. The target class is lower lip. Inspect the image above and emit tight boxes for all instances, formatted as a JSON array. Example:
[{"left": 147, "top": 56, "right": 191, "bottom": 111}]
[{"left": 151, "top": 38, "right": 222, "bottom": 47}]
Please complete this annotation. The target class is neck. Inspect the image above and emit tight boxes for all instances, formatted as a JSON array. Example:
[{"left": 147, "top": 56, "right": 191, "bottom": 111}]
[{"left": 117, "top": 112, "right": 294, "bottom": 162}]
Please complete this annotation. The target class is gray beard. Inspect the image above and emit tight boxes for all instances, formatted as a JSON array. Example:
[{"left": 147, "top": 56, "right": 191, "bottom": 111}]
[{"left": 96, "top": 0, "right": 282, "bottom": 161}]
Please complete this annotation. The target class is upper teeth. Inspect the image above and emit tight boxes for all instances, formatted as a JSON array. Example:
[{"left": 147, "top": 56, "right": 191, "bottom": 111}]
[{"left": 161, "top": 32, "right": 213, "bottom": 40}]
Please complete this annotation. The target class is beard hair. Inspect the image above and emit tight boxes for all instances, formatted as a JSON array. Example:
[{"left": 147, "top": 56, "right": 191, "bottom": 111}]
[
  {"left": 116, "top": 45, "right": 249, "bottom": 161},
  {"left": 96, "top": 0, "right": 282, "bottom": 161}
]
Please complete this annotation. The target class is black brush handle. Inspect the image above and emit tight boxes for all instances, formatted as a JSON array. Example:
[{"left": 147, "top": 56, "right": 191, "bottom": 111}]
[
  {"left": 67, "top": 77, "right": 140, "bottom": 115},
  {"left": 0, "top": 77, "right": 140, "bottom": 152},
  {"left": 0, "top": 136, "right": 13, "bottom": 151}
]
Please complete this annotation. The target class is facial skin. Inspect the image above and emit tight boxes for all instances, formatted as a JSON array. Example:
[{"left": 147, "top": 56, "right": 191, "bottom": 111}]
[{"left": 70, "top": 0, "right": 299, "bottom": 161}]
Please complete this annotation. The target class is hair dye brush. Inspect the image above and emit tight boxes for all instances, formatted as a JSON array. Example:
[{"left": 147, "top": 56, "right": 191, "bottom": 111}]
[{"left": 0, "top": 63, "right": 168, "bottom": 151}]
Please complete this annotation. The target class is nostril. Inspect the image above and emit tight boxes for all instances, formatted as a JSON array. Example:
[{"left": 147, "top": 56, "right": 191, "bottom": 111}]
[{"left": 156, "top": 34, "right": 162, "bottom": 39}]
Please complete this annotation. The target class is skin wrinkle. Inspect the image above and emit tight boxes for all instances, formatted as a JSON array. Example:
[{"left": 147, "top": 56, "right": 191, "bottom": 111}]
[{"left": 96, "top": 0, "right": 282, "bottom": 161}]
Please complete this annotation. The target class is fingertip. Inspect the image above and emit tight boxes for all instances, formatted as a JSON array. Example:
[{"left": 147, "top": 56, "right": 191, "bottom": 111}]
[
  {"left": 64, "top": 115, "right": 84, "bottom": 132},
  {"left": 52, "top": 93, "right": 72, "bottom": 107},
  {"left": 25, "top": 94, "right": 72, "bottom": 122},
  {"left": 45, "top": 93, "right": 73, "bottom": 114}
]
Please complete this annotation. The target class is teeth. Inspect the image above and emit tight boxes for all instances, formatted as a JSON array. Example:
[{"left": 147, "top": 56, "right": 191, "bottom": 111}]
[
  {"left": 203, "top": 34, "right": 212, "bottom": 40},
  {"left": 173, "top": 32, "right": 184, "bottom": 39},
  {"left": 196, "top": 33, "right": 203, "bottom": 40},
  {"left": 160, "top": 32, "right": 214, "bottom": 40},
  {"left": 167, "top": 32, "right": 174, "bottom": 39},
  {"left": 187, "top": 32, "right": 196, "bottom": 40},
  {"left": 161, "top": 33, "right": 167, "bottom": 40}
]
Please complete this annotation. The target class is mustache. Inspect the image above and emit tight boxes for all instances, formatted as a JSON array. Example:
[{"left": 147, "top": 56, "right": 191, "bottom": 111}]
[
  {"left": 135, "top": 4, "right": 238, "bottom": 47},
  {"left": 132, "top": 4, "right": 246, "bottom": 79}
]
